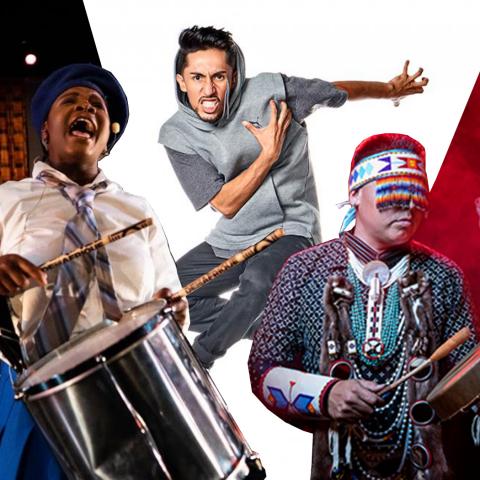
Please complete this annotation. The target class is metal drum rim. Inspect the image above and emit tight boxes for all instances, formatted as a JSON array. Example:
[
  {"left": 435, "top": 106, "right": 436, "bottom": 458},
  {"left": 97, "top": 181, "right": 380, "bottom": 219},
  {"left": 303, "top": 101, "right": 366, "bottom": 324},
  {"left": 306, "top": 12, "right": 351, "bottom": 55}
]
[
  {"left": 224, "top": 452, "right": 249, "bottom": 480},
  {"left": 16, "top": 312, "right": 168, "bottom": 399}
]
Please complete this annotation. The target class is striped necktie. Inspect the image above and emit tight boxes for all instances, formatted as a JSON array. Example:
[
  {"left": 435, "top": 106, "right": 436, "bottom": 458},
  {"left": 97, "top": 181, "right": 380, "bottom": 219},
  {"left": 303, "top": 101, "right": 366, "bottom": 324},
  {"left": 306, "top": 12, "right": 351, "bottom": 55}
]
[{"left": 33, "top": 174, "right": 123, "bottom": 358}]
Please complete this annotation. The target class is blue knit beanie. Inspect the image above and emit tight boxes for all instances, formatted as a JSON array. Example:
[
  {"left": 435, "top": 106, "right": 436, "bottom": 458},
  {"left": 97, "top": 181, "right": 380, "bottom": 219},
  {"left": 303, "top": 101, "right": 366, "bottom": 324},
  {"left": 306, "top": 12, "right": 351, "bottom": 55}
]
[{"left": 31, "top": 63, "right": 129, "bottom": 150}]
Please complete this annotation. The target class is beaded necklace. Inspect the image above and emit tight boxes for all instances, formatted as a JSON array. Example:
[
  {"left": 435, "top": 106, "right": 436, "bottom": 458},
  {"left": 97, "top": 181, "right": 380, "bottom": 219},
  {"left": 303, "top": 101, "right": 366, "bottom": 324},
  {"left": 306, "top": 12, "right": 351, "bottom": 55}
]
[
  {"left": 346, "top": 252, "right": 413, "bottom": 478},
  {"left": 348, "top": 268, "right": 397, "bottom": 366},
  {"left": 347, "top": 253, "right": 409, "bottom": 367},
  {"left": 351, "top": 336, "right": 413, "bottom": 479}
]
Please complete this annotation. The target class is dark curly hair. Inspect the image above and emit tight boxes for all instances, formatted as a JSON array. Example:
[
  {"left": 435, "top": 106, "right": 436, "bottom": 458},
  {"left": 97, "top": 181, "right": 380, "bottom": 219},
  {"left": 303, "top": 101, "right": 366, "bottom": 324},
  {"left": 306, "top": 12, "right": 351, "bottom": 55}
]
[{"left": 175, "top": 26, "right": 237, "bottom": 74}]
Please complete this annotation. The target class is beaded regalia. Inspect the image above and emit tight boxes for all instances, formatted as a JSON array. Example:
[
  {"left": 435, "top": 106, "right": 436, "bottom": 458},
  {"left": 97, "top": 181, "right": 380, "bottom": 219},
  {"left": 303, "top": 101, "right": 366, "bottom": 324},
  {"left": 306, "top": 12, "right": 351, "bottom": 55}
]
[
  {"left": 249, "top": 238, "right": 475, "bottom": 479},
  {"left": 249, "top": 134, "right": 477, "bottom": 480},
  {"left": 318, "top": 232, "right": 448, "bottom": 479}
]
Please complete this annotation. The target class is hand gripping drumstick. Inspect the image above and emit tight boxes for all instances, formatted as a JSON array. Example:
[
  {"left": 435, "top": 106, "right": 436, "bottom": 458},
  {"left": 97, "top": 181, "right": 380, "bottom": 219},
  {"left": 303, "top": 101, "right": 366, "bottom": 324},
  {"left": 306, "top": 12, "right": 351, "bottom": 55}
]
[
  {"left": 171, "top": 228, "right": 285, "bottom": 301},
  {"left": 39, "top": 218, "right": 153, "bottom": 271},
  {"left": 379, "top": 327, "right": 471, "bottom": 395}
]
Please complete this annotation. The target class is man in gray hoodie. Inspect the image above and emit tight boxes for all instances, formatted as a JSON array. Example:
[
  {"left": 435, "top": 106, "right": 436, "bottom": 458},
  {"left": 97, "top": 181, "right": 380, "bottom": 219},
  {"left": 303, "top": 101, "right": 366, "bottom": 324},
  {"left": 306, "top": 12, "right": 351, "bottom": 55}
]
[{"left": 159, "top": 26, "right": 428, "bottom": 368}]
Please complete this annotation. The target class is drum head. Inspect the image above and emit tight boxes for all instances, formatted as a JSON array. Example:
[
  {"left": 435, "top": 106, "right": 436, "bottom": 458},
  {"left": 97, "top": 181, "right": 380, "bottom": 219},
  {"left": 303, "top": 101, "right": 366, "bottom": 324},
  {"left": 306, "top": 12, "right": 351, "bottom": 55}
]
[
  {"left": 427, "top": 343, "right": 480, "bottom": 420},
  {"left": 17, "top": 299, "right": 167, "bottom": 392}
]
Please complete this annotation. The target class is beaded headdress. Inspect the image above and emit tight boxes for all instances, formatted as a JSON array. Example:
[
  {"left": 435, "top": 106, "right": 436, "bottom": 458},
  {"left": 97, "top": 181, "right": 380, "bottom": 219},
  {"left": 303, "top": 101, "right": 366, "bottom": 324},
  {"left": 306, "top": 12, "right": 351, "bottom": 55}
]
[{"left": 340, "top": 133, "right": 429, "bottom": 232}]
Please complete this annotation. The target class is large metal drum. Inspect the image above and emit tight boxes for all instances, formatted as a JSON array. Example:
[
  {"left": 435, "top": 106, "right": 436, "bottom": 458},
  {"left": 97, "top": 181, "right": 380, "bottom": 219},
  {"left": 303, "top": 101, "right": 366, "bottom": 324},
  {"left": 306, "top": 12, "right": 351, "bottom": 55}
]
[{"left": 15, "top": 300, "right": 259, "bottom": 479}]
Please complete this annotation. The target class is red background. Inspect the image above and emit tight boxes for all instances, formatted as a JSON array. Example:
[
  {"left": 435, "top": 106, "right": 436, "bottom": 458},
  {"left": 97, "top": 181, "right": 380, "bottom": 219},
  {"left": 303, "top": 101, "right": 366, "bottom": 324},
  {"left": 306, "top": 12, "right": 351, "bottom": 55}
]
[{"left": 416, "top": 74, "right": 480, "bottom": 337}]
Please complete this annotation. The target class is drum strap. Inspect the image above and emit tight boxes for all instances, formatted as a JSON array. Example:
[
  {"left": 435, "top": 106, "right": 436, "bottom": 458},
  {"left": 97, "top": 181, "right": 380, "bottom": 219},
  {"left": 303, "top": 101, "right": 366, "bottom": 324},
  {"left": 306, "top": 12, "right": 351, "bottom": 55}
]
[{"left": 32, "top": 172, "right": 123, "bottom": 359}]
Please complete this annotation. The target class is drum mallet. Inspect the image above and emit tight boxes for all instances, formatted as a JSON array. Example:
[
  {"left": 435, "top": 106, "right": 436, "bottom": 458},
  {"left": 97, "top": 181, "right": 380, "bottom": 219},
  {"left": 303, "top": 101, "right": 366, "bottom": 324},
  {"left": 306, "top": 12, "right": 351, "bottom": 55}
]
[
  {"left": 171, "top": 228, "right": 284, "bottom": 301},
  {"left": 40, "top": 218, "right": 153, "bottom": 271},
  {"left": 379, "top": 327, "right": 472, "bottom": 395}
]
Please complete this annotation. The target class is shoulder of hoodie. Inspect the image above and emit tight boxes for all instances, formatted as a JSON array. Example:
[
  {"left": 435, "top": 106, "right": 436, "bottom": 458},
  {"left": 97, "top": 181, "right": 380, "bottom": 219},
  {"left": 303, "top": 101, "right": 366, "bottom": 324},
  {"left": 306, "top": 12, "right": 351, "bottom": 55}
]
[
  {"left": 243, "top": 72, "right": 286, "bottom": 97},
  {"left": 158, "top": 114, "right": 197, "bottom": 155},
  {"left": 159, "top": 110, "right": 185, "bottom": 135}
]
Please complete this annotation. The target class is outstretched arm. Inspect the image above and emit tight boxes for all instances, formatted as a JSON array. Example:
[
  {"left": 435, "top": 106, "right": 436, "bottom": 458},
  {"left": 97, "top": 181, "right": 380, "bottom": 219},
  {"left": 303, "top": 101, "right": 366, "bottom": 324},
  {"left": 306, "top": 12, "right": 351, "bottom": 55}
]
[{"left": 333, "top": 60, "right": 428, "bottom": 101}]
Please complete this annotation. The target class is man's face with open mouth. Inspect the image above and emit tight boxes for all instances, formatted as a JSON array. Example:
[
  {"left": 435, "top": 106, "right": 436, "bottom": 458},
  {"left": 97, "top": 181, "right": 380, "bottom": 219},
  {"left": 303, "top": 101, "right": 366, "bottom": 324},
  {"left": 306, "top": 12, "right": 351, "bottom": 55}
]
[
  {"left": 176, "top": 48, "right": 235, "bottom": 123},
  {"left": 42, "top": 86, "right": 111, "bottom": 170}
]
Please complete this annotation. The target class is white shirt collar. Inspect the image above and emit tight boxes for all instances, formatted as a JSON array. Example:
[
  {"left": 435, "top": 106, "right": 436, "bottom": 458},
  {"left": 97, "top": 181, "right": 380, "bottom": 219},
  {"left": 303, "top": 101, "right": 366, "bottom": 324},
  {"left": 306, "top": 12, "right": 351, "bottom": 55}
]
[{"left": 32, "top": 160, "right": 110, "bottom": 188}]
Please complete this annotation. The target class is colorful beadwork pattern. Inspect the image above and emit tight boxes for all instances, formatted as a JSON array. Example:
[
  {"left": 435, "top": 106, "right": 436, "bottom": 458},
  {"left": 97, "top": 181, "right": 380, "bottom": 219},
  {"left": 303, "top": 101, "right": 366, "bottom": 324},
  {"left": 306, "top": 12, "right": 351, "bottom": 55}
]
[
  {"left": 348, "top": 266, "right": 403, "bottom": 366},
  {"left": 249, "top": 238, "right": 476, "bottom": 477},
  {"left": 348, "top": 149, "right": 427, "bottom": 192},
  {"left": 250, "top": 239, "right": 473, "bottom": 382},
  {"left": 375, "top": 175, "right": 429, "bottom": 211},
  {"left": 267, "top": 386, "right": 317, "bottom": 415}
]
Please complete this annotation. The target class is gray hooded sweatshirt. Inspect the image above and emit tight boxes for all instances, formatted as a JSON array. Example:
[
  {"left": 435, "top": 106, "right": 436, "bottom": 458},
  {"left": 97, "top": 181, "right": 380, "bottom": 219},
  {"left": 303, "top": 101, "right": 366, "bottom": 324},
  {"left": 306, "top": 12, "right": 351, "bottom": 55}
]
[{"left": 159, "top": 46, "right": 347, "bottom": 256}]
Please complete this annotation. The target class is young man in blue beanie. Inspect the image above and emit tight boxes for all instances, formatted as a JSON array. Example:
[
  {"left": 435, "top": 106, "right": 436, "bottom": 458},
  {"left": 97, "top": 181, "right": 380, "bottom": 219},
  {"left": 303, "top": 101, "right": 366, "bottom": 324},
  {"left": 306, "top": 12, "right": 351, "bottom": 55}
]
[
  {"left": 159, "top": 26, "right": 429, "bottom": 369},
  {"left": 0, "top": 63, "right": 186, "bottom": 479}
]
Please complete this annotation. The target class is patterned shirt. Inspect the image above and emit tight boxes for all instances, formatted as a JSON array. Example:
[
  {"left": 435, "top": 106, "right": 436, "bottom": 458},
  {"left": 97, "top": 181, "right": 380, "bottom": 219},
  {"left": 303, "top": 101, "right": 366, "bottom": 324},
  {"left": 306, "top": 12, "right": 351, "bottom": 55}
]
[{"left": 249, "top": 237, "right": 476, "bottom": 416}]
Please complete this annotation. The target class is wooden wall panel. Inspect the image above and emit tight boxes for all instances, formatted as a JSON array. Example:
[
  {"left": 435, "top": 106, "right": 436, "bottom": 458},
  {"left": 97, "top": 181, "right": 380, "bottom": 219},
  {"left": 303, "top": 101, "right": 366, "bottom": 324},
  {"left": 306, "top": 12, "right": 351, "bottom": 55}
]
[{"left": 0, "top": 82, "right": 29, "bottom": 183}]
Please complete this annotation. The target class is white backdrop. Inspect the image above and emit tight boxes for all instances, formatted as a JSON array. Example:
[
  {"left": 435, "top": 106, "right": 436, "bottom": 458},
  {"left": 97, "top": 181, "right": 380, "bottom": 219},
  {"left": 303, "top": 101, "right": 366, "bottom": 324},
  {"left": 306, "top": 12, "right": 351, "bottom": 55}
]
[{"left": 84, "top": 1, "right": 479, "bottom": 478}]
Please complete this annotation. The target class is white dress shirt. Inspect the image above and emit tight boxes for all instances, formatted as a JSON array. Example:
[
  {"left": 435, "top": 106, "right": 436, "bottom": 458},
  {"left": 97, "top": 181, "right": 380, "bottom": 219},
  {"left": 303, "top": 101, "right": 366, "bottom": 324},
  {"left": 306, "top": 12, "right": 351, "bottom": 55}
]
[{"left": 0, "top": 161, "right": 181, "bottom": 358}]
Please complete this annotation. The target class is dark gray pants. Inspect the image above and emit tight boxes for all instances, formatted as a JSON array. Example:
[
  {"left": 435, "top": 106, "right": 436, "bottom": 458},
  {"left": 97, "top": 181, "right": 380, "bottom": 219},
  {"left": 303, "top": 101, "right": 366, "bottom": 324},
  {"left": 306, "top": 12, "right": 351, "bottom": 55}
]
[{"left": 177, "top": 235, "right": 312, "bottom": 367}]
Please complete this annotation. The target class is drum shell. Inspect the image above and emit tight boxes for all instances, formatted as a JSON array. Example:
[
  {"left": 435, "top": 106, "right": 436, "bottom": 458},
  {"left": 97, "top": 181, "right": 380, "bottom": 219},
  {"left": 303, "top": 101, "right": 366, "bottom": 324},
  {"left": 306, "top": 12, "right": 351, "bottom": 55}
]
[
  {"left": 427, "top": 344, "right": 480, "bottom": 421},
  {"left": 22, "top": 362, "right": 169, "bottom": 479},
  {"left": 17, "top": 314, "right": 248, "bottom": 480}
]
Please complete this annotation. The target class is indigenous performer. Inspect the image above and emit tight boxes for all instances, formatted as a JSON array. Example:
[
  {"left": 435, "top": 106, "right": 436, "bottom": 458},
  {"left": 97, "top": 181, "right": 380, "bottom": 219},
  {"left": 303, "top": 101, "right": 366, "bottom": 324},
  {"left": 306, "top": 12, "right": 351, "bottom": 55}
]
[
  {"left": 159, "top": 26, "right": 429, "bottom": 368},
  {"left": 0, "top": 64, "right": 186, "bottom": 479},
  {"left": 249, "top": 133, "right": 477, "bottom": 479}
]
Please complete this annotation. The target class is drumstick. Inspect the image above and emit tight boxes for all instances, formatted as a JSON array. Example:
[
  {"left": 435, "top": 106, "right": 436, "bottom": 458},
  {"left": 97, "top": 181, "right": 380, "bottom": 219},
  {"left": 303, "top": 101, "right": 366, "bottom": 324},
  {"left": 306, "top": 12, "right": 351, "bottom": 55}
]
[
  {"left": 40, "top": 218, "right": 153, "bottom": 271},
  {"left": 379, "top": 327, "right": 471, "bottom": 395},
  {"left": 171, "top": 228, "right": 284, "bottom": 301}
]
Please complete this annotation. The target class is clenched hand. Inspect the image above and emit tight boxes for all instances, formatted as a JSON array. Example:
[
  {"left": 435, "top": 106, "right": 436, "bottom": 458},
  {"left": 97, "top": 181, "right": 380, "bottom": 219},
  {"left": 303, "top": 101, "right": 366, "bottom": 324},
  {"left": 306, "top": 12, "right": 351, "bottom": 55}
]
[
  {"left": 242, "top": 99, "right": 292, "bottom": 166},
  {"left": 0, "top": 254, "right": 47, "bottom": 296},
  {"left": 328, "top": 379, "right": 385, "bottom": 422},
  {"left": 154, "top": 287, "right": 189, "bottom": 332}
]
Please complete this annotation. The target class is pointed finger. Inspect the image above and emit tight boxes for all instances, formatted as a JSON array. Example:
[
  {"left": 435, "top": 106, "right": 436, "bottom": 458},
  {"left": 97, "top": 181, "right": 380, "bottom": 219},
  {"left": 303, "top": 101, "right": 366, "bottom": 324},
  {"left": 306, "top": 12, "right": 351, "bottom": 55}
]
[
  {"left": 268, "top": 99, "right": 278, "bottom": 125},
  {"left": 358, "top": 380, "right": 385, "bottom": 392},
  {"left": 277, "top": 101, "right": 289, "bottom": 124},
  {"left": 281, "top": 109, "right": 292, "bottom": 133},
  {"left": 409, "top": 67, "right": 424, "bottom": 81},
  {"left": 349, "top": 398, "right": 376, "bottom": 417},
  {"left": 402, "top": 59, "right": 410, "bottom": 76}
]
